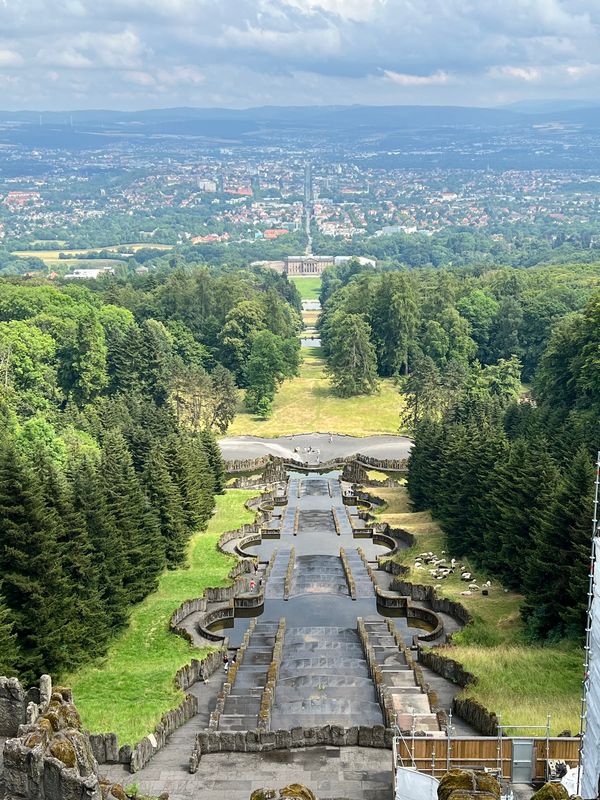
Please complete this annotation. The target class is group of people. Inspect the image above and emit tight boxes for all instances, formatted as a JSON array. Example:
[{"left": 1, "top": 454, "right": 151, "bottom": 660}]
[{"left": 223, "top": 653, "right": 237, "bottom": 674}]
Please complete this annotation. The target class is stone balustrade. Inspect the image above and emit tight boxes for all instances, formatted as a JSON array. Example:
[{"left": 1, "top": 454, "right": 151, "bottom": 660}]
[
  {"left": 339, "top": 547, "right": 357, "bottom": 600},
  {"left": 258, "top": 618, "right": 286, "bottom": 731},
  {"left": 189, "top": 724, "right": 394, "bottom": 773}
]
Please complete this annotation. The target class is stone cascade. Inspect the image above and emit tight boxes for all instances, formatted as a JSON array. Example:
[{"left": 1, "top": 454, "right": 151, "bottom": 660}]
[
  {"left": 340, "top": 548, "right": 376, "bottom": 599},
  {"left": 290, "top": 555, "right": 349, "bottom": 597},
  {"left": 357, "top": 617, "right": 441, "bottom": 734},
  {"left": 264, "top": 548, "right": 294, "bottom": 599},
  {"left": 270, "top": 626, "right": 384, "bottom": 730},
  {"left": 217, "top": 621, "right": 282, "bottom": 731}
]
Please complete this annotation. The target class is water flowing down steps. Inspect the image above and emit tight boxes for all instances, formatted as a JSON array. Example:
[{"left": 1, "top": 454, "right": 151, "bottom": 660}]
[{"left": 270, "top": 626, "right": 384, "bottom": 729}]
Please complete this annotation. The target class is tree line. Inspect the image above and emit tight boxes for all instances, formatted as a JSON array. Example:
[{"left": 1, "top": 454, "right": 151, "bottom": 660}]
[
  {"left": 407, "top": 286, "right": 600, "bottom": 643},
  {"left": 0, "top": 262, "right": 301, "bottom": 680},
  {"left": 319, "top": 261, "right": 600, "bottom": 397}
]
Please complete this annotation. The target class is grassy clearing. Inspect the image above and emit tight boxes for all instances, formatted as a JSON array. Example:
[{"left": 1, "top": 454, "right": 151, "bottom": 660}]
[
  {"left": 372, "top": 485, "right": 581, "bottom": 734},
  {"left": 290, "top": 276, "right": 322, "bottom": 301},
  {"left": 66, "top": 490, "right": 255, "bottom": 745},
  {"left": 13, "top": 243, "right": 172, "bottom": 263},
  {"left": 229, "top": 346, "right": 403, "bottom": 437}
]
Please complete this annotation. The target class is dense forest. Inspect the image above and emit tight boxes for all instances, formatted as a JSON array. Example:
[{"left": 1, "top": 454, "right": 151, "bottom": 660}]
[
  {"left": 0, "top": 263, "right": 301, "bottom": 680},
  {"left": 320, "top": 258, "right": 600, "bottom": 643}
]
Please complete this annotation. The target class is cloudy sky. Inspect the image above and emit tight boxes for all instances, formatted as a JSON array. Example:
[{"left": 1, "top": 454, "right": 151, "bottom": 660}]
[{"left": 2, "top": 0, "right": 600, "bottom": 109}]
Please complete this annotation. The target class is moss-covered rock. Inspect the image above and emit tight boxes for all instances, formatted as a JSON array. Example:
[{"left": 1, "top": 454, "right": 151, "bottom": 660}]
[
  {"left": 49, "top": 734, "right": 77, "bottom": 768},
  {"left": 438, "top": 769, "right": 501, "bottom": 800},
  {"left": 280, "top": 784, "right": 317, "bottom": 800},
  {"left": 447, "top": 792, "right": 497, "bottom": 800},
  {"left": 250, "top": 791, "right": 277, "bottom": 800},
  {"left": 531, "top": 784, "right": 569, "bottom": 800}
]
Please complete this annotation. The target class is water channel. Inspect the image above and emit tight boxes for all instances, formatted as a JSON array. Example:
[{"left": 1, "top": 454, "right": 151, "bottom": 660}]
[{"left": 208, "top": 470, "right": 439, "bottom": 731}]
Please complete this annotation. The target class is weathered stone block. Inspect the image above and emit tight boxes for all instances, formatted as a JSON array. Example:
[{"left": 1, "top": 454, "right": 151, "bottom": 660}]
[
  {"left": 358, "top": 726, "right": 373, "bottom": 747},
  {"left": 259, "top": 730, "right": 276, "bottom": 751},
  {"left": 219, "top": 731, "right": 236, "bottom": 751},
  {"left": 372, "top": 725, "right": 386, "bottom": 747},
  {"left": 275, "top": 729, "right": 292, "bottom": 749},
  {"left": 330, "top": 725, "right": 346, "bottom": 746},
  {"left": 118, "top": 744, "right": 132, "bottom": 764},
  {"left": 291, "top": 726, "right": 305, "bottom": 747},
  {"left": 346, "top": 726, "right": 359, "bottom": 746}
]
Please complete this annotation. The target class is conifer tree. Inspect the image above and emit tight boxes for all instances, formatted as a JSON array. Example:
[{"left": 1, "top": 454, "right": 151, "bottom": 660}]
[
  {"left": 199, "top": 428, "right": 226, "bottom": 494},
  {"left": 143, "top": 443, "right": 188, "bottom": 568},
  {"left": 482, "top": 439, "right": 558, "bottom": 589},
  {"left": 69, "top": 453, "right": 129, "bottom": 632},
  {"left": 28, "top": 448, "right": 109, "bottom": 670},
  {"left": 0, "top": 438, "right": 72, "bottom": 680},
  {"left": 100, "top": 430, "right": 165, "bottom": 604},
  {"left": 559, "top": 448, "right": 596, "bottom": 639},
  {"left": 0, "top": 587, "right": 20, "bottom": 676},
  {"left": 166, "top": 434, "right": 215, "bottom": 531}
]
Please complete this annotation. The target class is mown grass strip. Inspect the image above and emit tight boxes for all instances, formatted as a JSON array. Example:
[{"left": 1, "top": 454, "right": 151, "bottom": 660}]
[{"left": 66, "top": 490, "right": 255, "bottom": 745}]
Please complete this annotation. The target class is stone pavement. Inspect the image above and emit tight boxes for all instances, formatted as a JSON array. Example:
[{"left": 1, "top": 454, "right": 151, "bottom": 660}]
[
  {"left": 219, "top": 433, "right": 412, "bottom": 466},
  {"left": 100, "top": 745, "right": 394, "bottom": 800}
]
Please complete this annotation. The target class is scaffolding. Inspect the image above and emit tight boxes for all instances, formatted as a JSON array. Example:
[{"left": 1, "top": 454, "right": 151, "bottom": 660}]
[{"left": 578, "top": 451, "right": 600, "bottom": 798}]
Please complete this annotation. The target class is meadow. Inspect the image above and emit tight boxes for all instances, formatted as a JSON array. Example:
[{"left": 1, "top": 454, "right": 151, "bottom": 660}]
[
  {"left": 373, "top": 485, "right": 582, "bottom": 734},
  {"left": 66, "top": 490, "right": 255, "bottom": 745},
  {"left": 228, "top": 346, "right": 403, "bottom": 437}
]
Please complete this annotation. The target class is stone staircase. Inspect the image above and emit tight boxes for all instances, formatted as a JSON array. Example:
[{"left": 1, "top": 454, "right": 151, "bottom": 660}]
[
  {"left": 216, "top": 621, "right": 281, "bottom": 731},
  {"left": 270, "top": 626, "right": 384, "bottom": 729},
  {"left": 264, "top": 548, "right": 293, "bottom": 599},
  {"left": 357, "top": 617, "right": 441, "bottom": 734},
  {"left": 341, "top": 548, "right": 376, "bottom": 599},
  {"left": 291, "top": 555, "right": 349, "bottom": 597}
]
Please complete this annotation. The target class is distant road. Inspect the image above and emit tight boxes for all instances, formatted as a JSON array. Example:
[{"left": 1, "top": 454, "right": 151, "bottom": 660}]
[{"left": 219, "top": 432, "right": 412, "bottom": 465}]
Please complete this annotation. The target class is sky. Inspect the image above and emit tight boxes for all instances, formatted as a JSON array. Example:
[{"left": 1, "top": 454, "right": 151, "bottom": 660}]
[{"left": 2, "top": 0, "right": 600, "bottom": 110}]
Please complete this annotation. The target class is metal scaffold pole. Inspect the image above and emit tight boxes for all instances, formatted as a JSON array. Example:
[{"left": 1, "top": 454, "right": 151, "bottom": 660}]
[{"left": 577, "top": 450, "right": 600, "bottom": 797}]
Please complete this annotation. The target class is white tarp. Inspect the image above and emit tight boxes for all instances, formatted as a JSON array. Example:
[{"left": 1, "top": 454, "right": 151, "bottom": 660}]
[
  {"left": 394, "top": 767, "right": 439, "bottom": 800},
  {"left": 580, "top": 537, "right": 600, "bottom": 799}
]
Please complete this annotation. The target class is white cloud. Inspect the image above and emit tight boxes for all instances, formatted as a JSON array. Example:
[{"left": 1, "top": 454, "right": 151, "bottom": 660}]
[
  {"left": 384, "top": 70, "right": 451, "bottom": 86},
  {"left": 0, "top": 48, "right": 22, "bottom": 67},
  {"left": 488, "top": 65, "right": 542, "bottom": 82}
]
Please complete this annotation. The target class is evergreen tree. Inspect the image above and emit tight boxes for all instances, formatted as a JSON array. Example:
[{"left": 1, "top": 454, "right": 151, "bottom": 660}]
[
  {"left": 28, "top": 447, "right": 109, "bottom": 670},
  {"left": 0, "top": 586, "right": 20, "bottom": 676},
  {"left": 482, "top": 439, "right": 558, "bottom": 589},
  {"left": 100, "top": 430, "right": 165, "bottom": 604},
  {"left": 325, "top": 313, "right": 379, "bottom": 397},
  {"left": 143, "top": 443, "right": 188, "bottom": 568},
  {"left": 69, "top": 453, "right": 129, "bottom": 632},
  {"left": 0, "top": 438, "right": 72, "bottom": 680},
  {"left": 199, "top": 428, "right": 226, "bottom": 494},
  {"left": 560, "top": 448, "right": 596, "bottom": 639}
]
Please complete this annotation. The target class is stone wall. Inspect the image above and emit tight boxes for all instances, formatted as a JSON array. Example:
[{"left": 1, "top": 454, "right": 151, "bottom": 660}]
[
  {"left": 189, "top": 725, "right": 394, "bottom": 773},
  {"left": 0, "top": 678, "right": 27, "bottom": 737},
  {"left": 390, "top": 580, "right": 472, "bottom": 627},
  {"left": 417, "top": 648, "right": 499, "bottom": 736}
]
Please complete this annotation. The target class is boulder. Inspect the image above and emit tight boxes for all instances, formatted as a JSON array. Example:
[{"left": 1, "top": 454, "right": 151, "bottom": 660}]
[
  {"left": 531, "top": 784, "right": 569, "bottom": 800},
  {"left": 438, "top": 769, "right": 501, "bottom": 800}
]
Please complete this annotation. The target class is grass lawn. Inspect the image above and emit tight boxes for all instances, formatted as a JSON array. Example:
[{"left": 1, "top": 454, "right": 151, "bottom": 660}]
[
  {"left": 372, "top": 485, "right": 582, "bottom": 735},
  {"left": 66, "top": 490, "right": 255, "bottom": 745},
  {"left": 290, "top": 276, "right": 322, "bottom": 301},
  {"left": 228, "top": 346, "right": 403, "bottom": 437}
]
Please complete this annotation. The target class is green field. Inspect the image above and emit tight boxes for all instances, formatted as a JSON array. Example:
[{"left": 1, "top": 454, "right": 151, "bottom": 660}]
[
  {"left": 373, "top": 486, "right": 582, "bottom": 734},
  {"left": 66, "top": 490, "right": 255, "bottom": 745},
  {"left": 13, "top": 243, "right": 173, "bottom": 265},
  {"left": 290, "top": 276, "right": 322, "bottom": 301},
  {"left": 228, "top": 346, "right": 403, "bottom": 437}
]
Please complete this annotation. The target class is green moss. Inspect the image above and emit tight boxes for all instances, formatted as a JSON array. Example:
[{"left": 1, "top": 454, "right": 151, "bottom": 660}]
[
  {"left": 49, "top": 737, "right": 77, "bottom": 769},
  {"left": 531, "top": 784, "right": 569, "bottom": 800}
]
